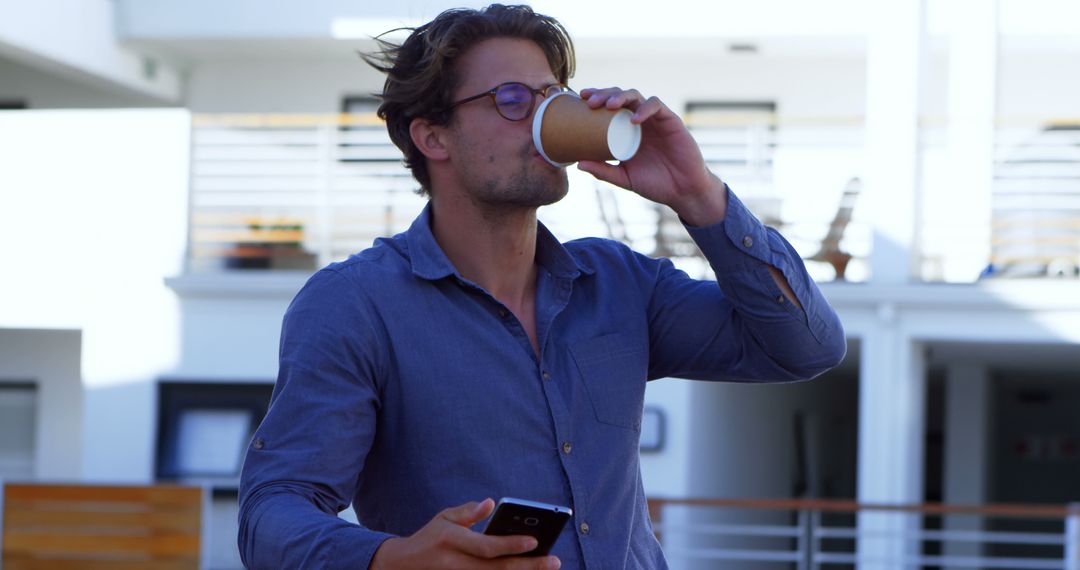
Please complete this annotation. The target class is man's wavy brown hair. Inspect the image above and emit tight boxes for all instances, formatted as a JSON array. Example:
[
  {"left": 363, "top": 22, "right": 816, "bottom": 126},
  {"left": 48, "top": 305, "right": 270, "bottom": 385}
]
[{"left": 363, "top": 4, "right": 576, "bottom": 195}]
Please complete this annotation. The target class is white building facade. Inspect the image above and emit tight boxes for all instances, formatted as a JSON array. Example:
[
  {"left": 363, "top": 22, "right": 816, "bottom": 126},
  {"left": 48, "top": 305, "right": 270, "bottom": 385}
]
[{"left": 3, "top": 1, "right": 1080, "bottom": 568}]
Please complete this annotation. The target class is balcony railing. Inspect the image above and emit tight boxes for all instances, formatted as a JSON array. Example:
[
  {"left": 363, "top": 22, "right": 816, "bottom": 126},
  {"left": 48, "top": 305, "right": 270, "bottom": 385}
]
[
  {"left": 647, "top": 497, "right": 1080, "bottom": 569},
  {"left": 989, "top": 123, "right": 1080, "bottom": 278},
  {"left": 187, "top": 113, "right": 425, "bottom": 273},
  {"left": 184, "top": 113, "right": 1080, "bottom": 282},
  {"left": 186, "top": 112, "right": 869, "bottom": 281}
]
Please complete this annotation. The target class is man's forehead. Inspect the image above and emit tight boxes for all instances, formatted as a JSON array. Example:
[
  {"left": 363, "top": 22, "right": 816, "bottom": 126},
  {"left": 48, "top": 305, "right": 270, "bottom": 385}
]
[{"left": 455, "top": 38, "right": 557, "bottom": 89}]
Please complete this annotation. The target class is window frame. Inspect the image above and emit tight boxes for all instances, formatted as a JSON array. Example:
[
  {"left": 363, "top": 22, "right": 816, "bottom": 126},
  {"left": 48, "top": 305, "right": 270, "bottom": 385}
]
[
  {"left": 155, "top": 380, "right": 274, "bottom": 486},
  {"left": 0, "top": 381, "right": 37, "bottom": 479}
]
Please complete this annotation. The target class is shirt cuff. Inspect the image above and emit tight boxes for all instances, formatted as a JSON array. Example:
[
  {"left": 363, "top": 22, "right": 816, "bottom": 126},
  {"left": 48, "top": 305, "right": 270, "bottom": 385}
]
[
  {"left": 682, "top": 185, "right": 775, "bottom": 273},
  {"left": 331, "top": 528, "right": 396, "bottom": 570}
]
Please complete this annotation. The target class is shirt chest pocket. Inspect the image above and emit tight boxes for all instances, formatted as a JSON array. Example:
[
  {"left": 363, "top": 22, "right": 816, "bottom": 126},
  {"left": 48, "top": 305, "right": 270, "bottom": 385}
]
[{"left": 569, "top": 333, "right": 648, "bottom": 431}]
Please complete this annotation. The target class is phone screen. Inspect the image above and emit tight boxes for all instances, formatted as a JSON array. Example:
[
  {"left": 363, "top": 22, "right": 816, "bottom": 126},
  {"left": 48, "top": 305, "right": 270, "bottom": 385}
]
[{"left": 482, "top": 497, "right": 572, "bottom": 557}]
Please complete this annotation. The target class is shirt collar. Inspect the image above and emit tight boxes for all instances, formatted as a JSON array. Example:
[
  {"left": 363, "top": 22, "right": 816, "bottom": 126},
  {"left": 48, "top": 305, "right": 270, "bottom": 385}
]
[{"left": 405, "top": 202, "right": 595, "bottom": 282}]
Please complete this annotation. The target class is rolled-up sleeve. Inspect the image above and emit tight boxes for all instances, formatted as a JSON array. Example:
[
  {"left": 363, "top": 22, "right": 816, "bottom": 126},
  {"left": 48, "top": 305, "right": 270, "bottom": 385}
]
[
  {"left": 238, "top": 269, "right": 394, "bottom": 569},
  {"left": 647, "top": 186, "right": 846, "bottom": 382}
]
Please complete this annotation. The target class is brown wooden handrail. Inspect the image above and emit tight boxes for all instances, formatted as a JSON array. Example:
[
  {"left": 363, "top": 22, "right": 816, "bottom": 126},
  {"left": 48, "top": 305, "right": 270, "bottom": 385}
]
[{"left": 646, "top": 497, "right": 1080, "bottom": 519}]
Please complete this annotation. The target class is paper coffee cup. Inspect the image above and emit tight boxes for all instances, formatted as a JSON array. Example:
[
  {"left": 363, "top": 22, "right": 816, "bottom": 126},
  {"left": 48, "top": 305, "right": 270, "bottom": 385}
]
[{"left": 532, "top": 92, "right": 642, "bottom": 167}]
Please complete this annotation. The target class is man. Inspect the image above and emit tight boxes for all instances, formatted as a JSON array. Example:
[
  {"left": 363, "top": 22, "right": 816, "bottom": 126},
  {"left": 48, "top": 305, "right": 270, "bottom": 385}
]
[{"left": 238, "top": 4, "right": 845, "bottom": 569}]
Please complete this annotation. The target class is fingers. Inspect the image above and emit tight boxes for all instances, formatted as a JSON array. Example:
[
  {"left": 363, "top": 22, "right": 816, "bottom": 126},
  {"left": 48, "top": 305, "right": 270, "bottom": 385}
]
[
  {"left": 453, "top": 529, "right": 539, "bottom": 559},
  {"left": 578, "top": 160, "right": 632, "bottom": 191},
  {"left": 579, "top": 87, "right": 644, "bottom": 111},
  {"left": 631, "top": 96, "right": 665, "bottom": 123},
  {"left": 383, "top": 501, "right": 561, "bottom": 570},
  {"left": 578, "top": 89, "right": 668, "bottom": 128},
  {"left": 436, "top": 500, "right": 540, "bottom": 559},
  {"left": 440, "top": 498, "right": 495, "bottom": 527},
  {"left": 498, "top": 555, "right": 562, "bottom": 570}
]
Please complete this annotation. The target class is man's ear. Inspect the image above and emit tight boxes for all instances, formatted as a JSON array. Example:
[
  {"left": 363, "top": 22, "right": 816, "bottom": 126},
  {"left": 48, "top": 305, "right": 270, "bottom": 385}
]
[{"left": 409, "top": 117, "right": 450, "bottom": 161}]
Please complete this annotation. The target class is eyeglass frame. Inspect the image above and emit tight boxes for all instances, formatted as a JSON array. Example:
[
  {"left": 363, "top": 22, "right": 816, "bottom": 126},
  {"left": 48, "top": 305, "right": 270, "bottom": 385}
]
[{"left": 445, "top": 81, "right": 573, "bottom": 122}]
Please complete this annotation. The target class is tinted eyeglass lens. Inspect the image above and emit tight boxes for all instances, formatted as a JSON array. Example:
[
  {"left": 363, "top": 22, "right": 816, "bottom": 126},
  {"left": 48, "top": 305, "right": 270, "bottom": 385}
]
[{"left": 494, "top": 83, "right": 534, "bottom": 120}]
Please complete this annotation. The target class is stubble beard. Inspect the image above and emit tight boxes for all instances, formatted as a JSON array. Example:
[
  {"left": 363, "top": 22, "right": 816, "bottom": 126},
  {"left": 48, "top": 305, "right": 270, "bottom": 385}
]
[{"left": 466, "top": 141, "right": 569, "bottom": 210}]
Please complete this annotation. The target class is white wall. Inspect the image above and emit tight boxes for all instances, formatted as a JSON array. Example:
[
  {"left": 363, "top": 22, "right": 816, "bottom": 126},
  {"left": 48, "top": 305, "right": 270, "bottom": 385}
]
[
  {"left": 165, "top": 274, "right": 304, "bottom": 381},
  {"left": 0, "top": 329, "right": 84, "bottom": 480},
  {"left": 116, "top": 0, "right": 872, "bottom": 40},
  {"left": 0, "top": 109, "right": 191, "bottom": 481},
  {"left": 683, "top": 366, "right": 858, "bottom": 500},
  {"left": 668, "top": 366, "right": 857, "bottom": 570},
  {"left": 639, "top": 381, "right": 695, "bottom": 497},
  {"left": 0, "top": 0, "right": 182, "bottom": 102},
  {"left": 186, "top": 58, "right": 386, "bottom": 113},
  {"left": 184, "top": 50, "right": 871, "bottom": 115},
  {"left": 998, "top": 52, "right": 1080, "bottom": 118},
  {"left": 0, "top": 56, "right": 165, "bottom": 109},
  {"left": 116, "top": 0, "right": 442, "bottom": 39},
  {"left": 112, "top": 0, "right": 1080, "bottom": 44}
]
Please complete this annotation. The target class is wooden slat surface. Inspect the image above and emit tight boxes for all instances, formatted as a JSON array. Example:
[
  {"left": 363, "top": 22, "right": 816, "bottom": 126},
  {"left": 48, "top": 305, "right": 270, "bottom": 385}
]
[
  {"left": 5, "top": 484, "right": 201, "bottom": 506},
  {"left": 4, "top": 558, "right": 199, "bottom": 570},
  {"left": 6, "top": 508, "right": 201, "bottom": 533},
  {"left": 3, "top": 533, "right": 199, "bottom": 557},
  {"left": 2, "top": 484, "right": 202, "bottom": 569}
]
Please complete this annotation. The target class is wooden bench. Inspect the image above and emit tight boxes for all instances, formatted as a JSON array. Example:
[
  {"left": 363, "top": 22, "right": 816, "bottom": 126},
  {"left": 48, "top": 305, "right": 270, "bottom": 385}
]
[{"left": 1, "top": 483, "right": 203, "bottom": 570}]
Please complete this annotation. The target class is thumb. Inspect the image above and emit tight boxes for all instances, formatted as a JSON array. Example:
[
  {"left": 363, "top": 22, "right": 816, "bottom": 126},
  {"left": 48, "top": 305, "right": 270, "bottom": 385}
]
[
  {"left": 440, "top": 498, "right": 495, "bottom": 527},
  {"left": 578, "top": 160, "right": 631, "bottom": 190}
]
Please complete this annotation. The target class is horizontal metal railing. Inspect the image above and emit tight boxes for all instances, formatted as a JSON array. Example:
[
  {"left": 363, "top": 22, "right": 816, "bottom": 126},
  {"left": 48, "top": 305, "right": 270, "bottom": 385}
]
[
  {"left": 184, "top": 112, "right": 1080, "bottom": 281},
  {"left": 184, "top": 112, "right": 868, "bottom": 280},
  {"left": 647, "top": 497, "right": 1080, "bottom": 569},
  {"left": 186, "top": 113, "right": 423, "bottom": 273},
  {"left": 988, "top": 125, "right": 1080, "bottom": 278}
]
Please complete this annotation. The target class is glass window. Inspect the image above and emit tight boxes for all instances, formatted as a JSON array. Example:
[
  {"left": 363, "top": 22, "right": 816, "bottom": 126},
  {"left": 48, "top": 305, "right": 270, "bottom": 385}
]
[
  {"left": 639, "top": 406, "right": 665, "bottom": 453},
  {"left": 0, "top": 382, "right": 37, "bottom": 479},
  {"left": 176, "top": 408, "right": 254, "bottom": 476},
  {"left": 156, "top": 381, "right": 273, "bottom": 486}
]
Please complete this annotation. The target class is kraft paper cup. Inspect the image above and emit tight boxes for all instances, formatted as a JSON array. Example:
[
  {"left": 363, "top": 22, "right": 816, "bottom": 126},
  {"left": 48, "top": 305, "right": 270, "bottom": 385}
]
[{"left": 532, "top": 92, "right": 642, "bottom": 167}]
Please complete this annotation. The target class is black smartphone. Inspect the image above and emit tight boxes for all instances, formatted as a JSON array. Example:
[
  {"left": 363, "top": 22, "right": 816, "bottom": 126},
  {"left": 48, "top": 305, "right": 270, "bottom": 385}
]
[{"left": 482, "top": 497, "right": 573, "bottom": 557}]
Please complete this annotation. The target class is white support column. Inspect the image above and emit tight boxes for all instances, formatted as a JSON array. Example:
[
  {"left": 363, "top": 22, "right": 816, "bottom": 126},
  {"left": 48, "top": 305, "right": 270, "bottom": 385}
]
[
  {"left": 857, "top": 303, "right": 927, "bottom": 570},
  {"left": 865, "top": 0, "right": 926, "bottom": 283},
  {"left": 943, "top": 364, "right": 990, "bottom": 568},
  {"left": 941, "top": 0, "right": 998, "bottom": 281}
]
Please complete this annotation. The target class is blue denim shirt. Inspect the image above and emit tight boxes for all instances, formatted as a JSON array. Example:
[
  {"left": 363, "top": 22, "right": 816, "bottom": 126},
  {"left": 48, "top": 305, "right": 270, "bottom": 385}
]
[{"left": 237, "top": 188, "right": 846, "bottom": 569}]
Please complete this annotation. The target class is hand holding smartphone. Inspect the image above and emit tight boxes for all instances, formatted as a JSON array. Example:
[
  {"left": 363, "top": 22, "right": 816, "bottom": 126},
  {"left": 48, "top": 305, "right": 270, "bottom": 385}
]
[{"left": 482, "top": 497, "right": 572, "bottom": 557}]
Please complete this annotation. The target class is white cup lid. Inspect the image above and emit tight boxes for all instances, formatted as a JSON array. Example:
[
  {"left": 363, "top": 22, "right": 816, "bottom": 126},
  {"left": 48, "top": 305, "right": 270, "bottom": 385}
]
[{"left": 607, "top": 109, "right": 642, "bottom": 161}]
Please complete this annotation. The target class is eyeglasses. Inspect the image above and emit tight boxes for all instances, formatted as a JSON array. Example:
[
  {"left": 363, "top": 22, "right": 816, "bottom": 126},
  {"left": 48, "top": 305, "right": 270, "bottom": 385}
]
[{"left": 446, "top": 82, "right": 572, "bottom": 121}]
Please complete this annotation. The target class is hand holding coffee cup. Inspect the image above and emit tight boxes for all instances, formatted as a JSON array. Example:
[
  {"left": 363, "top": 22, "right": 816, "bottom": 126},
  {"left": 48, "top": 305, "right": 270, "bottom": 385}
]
[{"left": 532, "top": 92, "right": 642, "bottom": 167}]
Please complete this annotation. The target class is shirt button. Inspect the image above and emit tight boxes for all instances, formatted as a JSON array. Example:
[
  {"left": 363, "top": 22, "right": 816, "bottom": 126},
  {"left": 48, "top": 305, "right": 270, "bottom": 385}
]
[
  {"left": 253, "top": 438, "right": 265, "bottom": 450},
  {"left": 562, "top": 441, "right": 572, "bottom": 454},
  {"left": 579, "top": 522, "right": 590, "bottom": 535},
  {"left": 776, "top": 294, "right": 785, "bottom": 303},
  {"left": 498, "top": 308, "right": 509, "bottom": 318},
  {"left": 542, "top": 371, "right": 551, "bottom": 380},
  {"left": 742, "top": 236, "right": 754, "bottom": 248}
]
